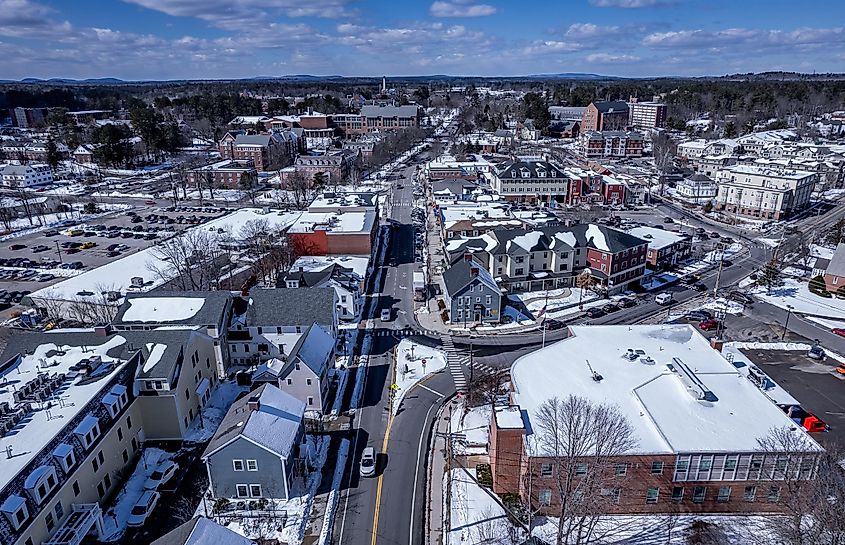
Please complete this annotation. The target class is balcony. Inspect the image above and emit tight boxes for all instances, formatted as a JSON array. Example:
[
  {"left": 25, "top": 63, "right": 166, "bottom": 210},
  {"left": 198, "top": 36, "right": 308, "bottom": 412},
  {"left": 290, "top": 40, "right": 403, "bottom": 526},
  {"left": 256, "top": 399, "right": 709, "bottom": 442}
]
[{"left": 43, "top": 503, "right": 103, "bottom": 545}]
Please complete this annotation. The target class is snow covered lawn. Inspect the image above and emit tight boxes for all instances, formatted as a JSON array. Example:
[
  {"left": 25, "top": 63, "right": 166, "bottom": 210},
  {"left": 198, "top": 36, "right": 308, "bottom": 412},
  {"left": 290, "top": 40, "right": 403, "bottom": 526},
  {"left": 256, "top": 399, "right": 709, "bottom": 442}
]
[
  {"left": 184, "top": 380, "right": 247, "bottom": 444},
  {"left": 447, "top": 468, "right": 517, "bottom": 545},
  {"left": 393, "top": 339, "right": 446, "bottom": 414},
  {"left": 450, "top": 403, "right": 492, "bottom": 456},
  {"left": 101, "top": 448, "right": 176, "bottom": 541},
  {"left": 752, "top": 277, "right": 845, "bottom": 318}
]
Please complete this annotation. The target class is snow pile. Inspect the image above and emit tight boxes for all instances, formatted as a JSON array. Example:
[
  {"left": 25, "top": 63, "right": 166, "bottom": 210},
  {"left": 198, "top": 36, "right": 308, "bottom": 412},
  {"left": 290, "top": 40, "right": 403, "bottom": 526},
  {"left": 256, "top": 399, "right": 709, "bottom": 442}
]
[
  {"left": 393, "top": 339, "right": 447, "bottom": 414},
  {"left": 122, "top": 297, "right": 206, "bottom": 322},
  {"left": 447, "top": 468, "right": 516, "bottom": 545},
  {"left": 698, "top": 297, "right": 745, "bottom": 315},
  {"left": 101, "top": 448, "right": 175, "bottom": 541},
  {"left": 450, "top": 403, "right": 492, "bottom": 455},
  {"left": 184, "top": 381, "right": 247, "bottom": 443},
  {"left": 318, "top": 438, "right": 350, "bottom": 545}
]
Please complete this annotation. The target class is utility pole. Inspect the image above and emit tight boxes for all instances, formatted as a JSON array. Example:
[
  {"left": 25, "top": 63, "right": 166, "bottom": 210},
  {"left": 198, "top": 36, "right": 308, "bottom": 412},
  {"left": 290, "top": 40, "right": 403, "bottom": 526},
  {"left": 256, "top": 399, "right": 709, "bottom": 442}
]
[
  {"left": 55, "top": 240, "right": 62, "bottom": 264},
  {"left": 712, "top": 243, "right": 724, "bottom": 300}
]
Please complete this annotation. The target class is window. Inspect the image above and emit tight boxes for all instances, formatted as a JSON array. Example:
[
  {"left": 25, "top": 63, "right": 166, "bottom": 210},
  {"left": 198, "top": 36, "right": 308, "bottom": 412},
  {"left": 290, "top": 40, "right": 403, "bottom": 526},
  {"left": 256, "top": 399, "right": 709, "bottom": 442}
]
[
  {"left": 724, "top": 458, "right": 737, "bottom": 471},
  {"left": 131, "top": 437, "right": 138, "bottom": 452},
  {"left": 539, "top": 489, "right": 552, "bottom": 506},
  {"left": 540, "top": 463, "right": 553, "bottom": 477},
  {"left": 717, "top": 486, "right": 731, "bottom": 503},
  {"left": 126, "top": 415, "right": 132, "bottom": 429},
  {"left": 117, "top": 427, "right": 123, "bottom": 441},
  {"left": 92, "top": 458, "right": 99, "bottom": 472},
  {"left": 671, "top": 487, "right": 684, "bottom": 503},
  {"left": 250, "top": 484, "right": 262, "bottom": 497},
  {"left": 307, "top": 378, "right": 313, "bottom": 386},
  {"left": 97, "top": 483, "right": 104, "bottom": 498},
  {"left": 247, "top": 460, "right": 258, "bottom": 472},
  {"left": 46, "top": 511, "right": 55, "bottom": 531},
  {"left": 287, "top": 378, "right": 293, "bottom": 385},
  {"left": 651, "top": 461, "right": 664, "bottom": 475},
  {"left": 767, "top": 486, "right": 780, "bottom": 503},
  {"left": 72, "top": 481, "right": 80, "bottom": 496},
  {"left": 104, "top": 474, "right": 111, "bottom": 490},
  {"left": 693, "top": 486, "right": 706, "bottom": 503},
  {"left": 236, "top": 484, "right": 249, "bottom": 498},
  {"left": 233, "top": 459, "right": 245, "bottom": 472},
  {"left": 699, "top": 458, "right": 712, "bottom": 471},
  {"left": 308, "top": 396, "right": 315, "bottom": 406},
  {"left": 98, "top": 451, "right": 104, "bottom": 465},
  {"left": 646, "top": 488, "right": 659, "bottom": 504},
  {"left": 575, "top": 463, "right": 588, "bottom": 476},
  {"left": 122, "top": 449, "right": 128, "bottom": 463},
  {"left": 744, "top": 486, "right": 757, "bottom": 502},
  {"left": 615, "top": 463, "right": 627, "bottom": 476}
]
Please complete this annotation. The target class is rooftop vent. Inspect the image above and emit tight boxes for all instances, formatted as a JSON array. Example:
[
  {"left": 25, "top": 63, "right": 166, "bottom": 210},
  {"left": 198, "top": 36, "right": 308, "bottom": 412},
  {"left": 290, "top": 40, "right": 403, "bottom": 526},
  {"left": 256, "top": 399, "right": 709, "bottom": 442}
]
[{"left": 668, "top": 357, "right": 718, "bottom": 403}]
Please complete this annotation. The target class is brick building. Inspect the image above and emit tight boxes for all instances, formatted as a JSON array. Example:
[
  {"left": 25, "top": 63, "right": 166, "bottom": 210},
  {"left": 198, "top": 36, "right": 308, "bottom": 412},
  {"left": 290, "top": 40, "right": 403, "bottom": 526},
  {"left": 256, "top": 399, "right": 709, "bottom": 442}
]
[
  {"left": 287, "top": 210, "right": 377, "bottom": 256},
  {"left": 581, "top": 101, "right": 629, "bottom": 132},
  {"left": 186, "top": 160, "right": 258, "bottom": 190},
  {"left": 218, "top": 129, "right": 304, "bottom": 172},
  {"left": 579, "top": 131, "right": 644, "bottom": 159},
  {"left": 628, "top": 226, "right": 692, "bottom": 269},
  {"left": 491, "top": 325, "right": 823, "bottom": 515},
  {"left": 628, "top": 99, "right": 668, "bottom": 129}
]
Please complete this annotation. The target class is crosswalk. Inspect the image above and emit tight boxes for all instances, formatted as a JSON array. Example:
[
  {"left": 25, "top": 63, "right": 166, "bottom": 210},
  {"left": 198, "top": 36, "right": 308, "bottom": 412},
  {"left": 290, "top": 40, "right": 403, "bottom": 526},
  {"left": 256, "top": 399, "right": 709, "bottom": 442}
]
[
  {"left": 372, "top": 328, "right": 438, "bottom": 337},
  {"left": 441, "top": 335, "right": 467, "bottom": 392}
]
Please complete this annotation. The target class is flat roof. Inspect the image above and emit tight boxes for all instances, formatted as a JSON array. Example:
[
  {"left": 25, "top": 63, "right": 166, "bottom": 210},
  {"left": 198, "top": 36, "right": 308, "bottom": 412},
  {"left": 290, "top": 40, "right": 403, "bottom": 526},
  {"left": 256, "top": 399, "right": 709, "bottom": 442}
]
[
  {"left": 289, "top": 255, "right": 369, "bottom": 279},
  {"left": 288, "top": 210, "right": 375, "bottom": 234},
  {"left": 511, "top": 325, "right": 822, "bottom": 456},
  {"left": 628, "top": 226, "right": 687, "bottom": 251}
]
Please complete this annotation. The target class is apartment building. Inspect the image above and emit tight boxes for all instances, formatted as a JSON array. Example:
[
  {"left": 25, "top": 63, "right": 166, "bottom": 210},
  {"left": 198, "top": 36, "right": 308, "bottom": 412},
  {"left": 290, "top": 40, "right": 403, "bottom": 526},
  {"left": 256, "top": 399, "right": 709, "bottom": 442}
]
[
  {"left": 10, "top": 107, "right": 49, "bottom": 128},
  {"left": 358, "top": 104, "right": 422, "bottom": 133},
  {"left": 266, "top": 110, "right": 335, "bottom": 149},
  {"left": 490, "top": 159, "right": 569, "bottom": 205},
  {"left": 218, "top": 129, "right": 303, "bottom": 172},
  {"left": 1, "top": 164, "right": 53, "bottom": 188},
  {"left": 581, "top": 101, "right": 629, "bottom": 132},
  {"left": 287, "top": 208, "right": 377, "bottom": 256},
  {"left": 1, "top": 141, "right": 69, "bottom": 163},
  {"left": 446, "top": 223, "right": 648, "bottom": 294},
  {"left": 628, "top": 100, "right": 667, "bottom": 129},
  {"left": 579, "top": 131, "right": 644, "bottom": 159},
  {"left": 490, "top": 325, "right": 822, "bottom": 515},
  {"left": 714, "top": 165, "right": 816, "bottom": 220},
  {"left": 628, "top": 226, "right": 692, "bottom": 269},
  {"left": 186, "top": 160, "right": 257, "bottom": 190}
]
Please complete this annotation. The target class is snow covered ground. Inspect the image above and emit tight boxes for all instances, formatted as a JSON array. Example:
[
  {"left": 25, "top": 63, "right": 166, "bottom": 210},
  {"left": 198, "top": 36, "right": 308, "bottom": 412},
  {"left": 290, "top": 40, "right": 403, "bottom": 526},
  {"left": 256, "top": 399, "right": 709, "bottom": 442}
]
[
  {"left": 101, "top": 448, "right": 176, "bottom": 541},
  {"left": 450, "top": 403, "right": 492, "bottom": 456},
  {"left": 184, "top": 380, "right": 247, "bottom": 443},
  {"left": 393, "top": 339, "right": 447, "bottom": 414},
  {"left": 447, "top": 468, "right": 518, "bottom": 545},
  {"left": 752, "top": 277, "right": 845, "bottom": 318}
]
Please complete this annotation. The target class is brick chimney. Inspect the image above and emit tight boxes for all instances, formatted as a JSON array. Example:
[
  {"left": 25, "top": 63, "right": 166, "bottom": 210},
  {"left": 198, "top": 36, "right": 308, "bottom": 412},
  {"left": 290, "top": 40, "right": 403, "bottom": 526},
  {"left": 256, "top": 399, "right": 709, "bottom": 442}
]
[
  {"left": 463, "top": 253, "right": 473, "bottom": 262},
  {"left": 247, "top": 395, "right": 261, "bottom": 412},
  {"left": 470, "top": 267, "right": 479, "bottom": 277}
]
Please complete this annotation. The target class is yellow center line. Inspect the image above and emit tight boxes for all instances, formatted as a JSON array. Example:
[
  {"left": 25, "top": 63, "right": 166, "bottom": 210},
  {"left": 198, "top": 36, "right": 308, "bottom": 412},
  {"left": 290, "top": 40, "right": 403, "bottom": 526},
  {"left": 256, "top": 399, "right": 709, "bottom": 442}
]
[{"left": 371, "top": 346, "right": 398, "bottom": 545}]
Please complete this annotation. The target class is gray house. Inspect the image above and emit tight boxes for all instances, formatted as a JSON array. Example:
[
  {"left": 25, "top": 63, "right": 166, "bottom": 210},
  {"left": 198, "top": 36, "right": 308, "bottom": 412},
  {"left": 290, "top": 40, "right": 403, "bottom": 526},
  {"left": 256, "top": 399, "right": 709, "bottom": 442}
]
[
  {"left": 202, "top": 384, "right": 305, "bottom": 500},
  {"left": 251, "top": 323, "right": 335, "bottom": 413},
  {"left": 443, "top": 256, "right": 502, "bottom": 325},
  {"left": 150, "top": 516, "right": 255, "bottom": 545}
]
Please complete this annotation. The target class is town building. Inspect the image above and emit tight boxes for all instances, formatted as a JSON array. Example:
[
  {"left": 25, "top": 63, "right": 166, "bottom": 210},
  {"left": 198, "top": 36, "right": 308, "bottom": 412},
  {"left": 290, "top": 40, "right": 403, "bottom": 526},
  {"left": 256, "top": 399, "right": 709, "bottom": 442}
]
[
  {"left": 714, "top": 165, "right": 816, "bottom": 220},
  {"left": 357, "top": 104, "right": 422, "bottom": 133},
  {"left": 446, "top": 223, "right": 648, "bottom": 294},
  {"left": 628, "top": 226, "right": 692, "bottom": 269},
  {"left": 579, "top": 131, "right": 644, "bottom": 159},
  {"left": 1, "top": 164, "right": 53, "bottom": 188},
  {"left": 822, "top": 243, "right": 845, "bottom": 294},
  {"left": 581, "top": 101, "right": 629, "bottom": 132},
  {"left": 186, "top": 160, "right": 257, "bottom": 190},
  {"left": 2, "top": 141, "right": 69, "bottom": 163},
  {"left": 218, "top": 130, "right": 303, "bottom": 172},
  {"left": 628, "top": 100, "right": 667, "bottom": 129},
  {"left": 282, "top": 255, "right": 368, "bottom": 321},
  {"left": 150, "top": 516, "right": 255, "bottom": 545},
  {"left": 490, "top": 159, "right": 569, "bottom": 205},
  {"left": 548, "top": 106, "right": 586, "bottom": 121},
  {"left": 202, "top": 384, "right": 305, "bottom": 501},
  {"left": 267, "top": 110, "right": 335, "bottom": 149},
  {"left": 293, "top": 149, "right": 358, "bottom": 185},
  {"left": 490, "top": 325, "right": 822, "bottom": 514},
  {"left": 675, "top": 173, "right": 719, "bottom": 204},
  {"left": 10, "top": 107, "right": 49, "bottom": 128},
  {"left": 287, "top": 209, "right": 377, "bottom": 256},
  {"left": 443, "top": 255, "right": 502, "bottom": 325}
]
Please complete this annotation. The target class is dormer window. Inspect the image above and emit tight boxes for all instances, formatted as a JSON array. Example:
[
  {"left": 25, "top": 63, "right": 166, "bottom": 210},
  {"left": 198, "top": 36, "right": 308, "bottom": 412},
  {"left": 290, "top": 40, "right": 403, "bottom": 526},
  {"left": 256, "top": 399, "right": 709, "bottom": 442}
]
[
  {"left": 101, "top": 385, "right": 128, "bottom": 418},
  {"left": 1, "top": 495, "right": 28, "bottom": 530},
  {"left": 53, "top": 444, "right": 75, "bottom": 473},
  {"left": 74, "top": 415, "right": 101, "bottom": 451},
  {"left": 24, "top": 465, "right": 58, "bottom": 505}
]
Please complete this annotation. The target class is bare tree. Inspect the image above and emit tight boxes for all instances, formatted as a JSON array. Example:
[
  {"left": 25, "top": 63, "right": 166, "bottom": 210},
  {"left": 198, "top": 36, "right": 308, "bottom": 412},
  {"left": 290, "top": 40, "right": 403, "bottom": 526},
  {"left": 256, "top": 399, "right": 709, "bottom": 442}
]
[
  {"left": 286, "top": 169, "right": 311, "bottom": 210},
  {"left": 754, "top": 426, "right": 845, "bottom": 545},
  {"left": 652, "top": 134, "right": 677, "bottom": 197},
  {"left": 533, "top": 395, "right": 638, "bottom": 545},
  {"left": 64, "top": 283, "right": 121, "bottom": 325},
  {"left": 147, "top": 229, "right": 224, "bottom": 291}
]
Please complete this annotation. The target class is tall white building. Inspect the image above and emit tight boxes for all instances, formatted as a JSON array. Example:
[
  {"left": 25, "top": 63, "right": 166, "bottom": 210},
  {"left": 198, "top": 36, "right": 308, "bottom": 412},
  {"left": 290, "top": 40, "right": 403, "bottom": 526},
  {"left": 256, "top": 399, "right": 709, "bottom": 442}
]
[
  {"left": 714, "top": 165, "right": 816, "bottom": 220},
  {"left": 1, "top": 164, "right": 53, "bottom": 188},
  {"left": 628, "top": 101, "right": 667, "bottom": 129}
]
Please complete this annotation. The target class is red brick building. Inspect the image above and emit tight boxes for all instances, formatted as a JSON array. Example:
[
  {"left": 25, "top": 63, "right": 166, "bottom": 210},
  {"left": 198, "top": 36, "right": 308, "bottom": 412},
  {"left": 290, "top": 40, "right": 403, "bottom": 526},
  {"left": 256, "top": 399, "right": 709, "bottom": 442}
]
[
  {"left": 490, "top": 325, "right": 823, "bottom": 515},
  {"left": 218, "top": 129, "right": 304, "bottom": 172},
  {"left": 186, "top": 159, "right": 257, "bottom": 190},
  {"left": 581, "top": 101, "right": 629, "bottom": 132},
  {"left": 287, "top": 210, "right": 377, "bottom": 256}
]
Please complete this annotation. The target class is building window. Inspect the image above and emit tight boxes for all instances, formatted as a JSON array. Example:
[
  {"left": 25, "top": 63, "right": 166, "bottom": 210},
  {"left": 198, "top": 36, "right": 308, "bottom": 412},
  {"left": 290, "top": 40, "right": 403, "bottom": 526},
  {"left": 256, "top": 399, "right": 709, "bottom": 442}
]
[
  {"left": 539, "top": 489, "right": 552, "bottom": 506},
  {"left": 307, "top": 378, "right": 313, "bottom": 386},
  {"left": 233, "top": 459, "right": 245, "bottom": 472},
  {"left": 127, "top": 415, "right": 132, "bottom": 429},
  {"left": 651, "top": 461, "right": 664, "bottom": 474},
  {"left": 693, "top": 486, "right": 706, "bottom": 503},
  {"left": 575, "top": 463, "right": 588, "bottom": 476},
  {"left": 767, "top": 486, "right": 780, "bottom": 503},
  {"left": 117, "top": 427, "right": 123, "bottom": 441},
  {"left": 247, "top": 460, "right": 258, "bottom": 471},
  {"left": 92, "top": 458, "right": 99, "bottom": 472},
  {"left": 717, "top": 486, "right": 731, "bottom": 503},
  {"left": 250, "top": 484, "right": 262, "bottom": 498},
  {"left": 700, "top": 458, "right": 712, "bottom": 471},
  {"left": 236, "top": 485, "right": 249, "bottom": 498},
  {"left": 615, "top": 463, "right": 627, "bottom": 476},
  {"left": 308, "top": 396, "right": 314, "bottom": 405},
  {"left": 122, "top": 449, "right": 128, "bottom": 463},
  {"left": 671, "top": 486, "right": 684, "bottom": 503},
  {"left": 646, "top": 488, "right": 659, "bottom": 504},
  {"left": 287, "top": 378, "right": 293, "bottom": 385},
  {"left": 744, "top": 486, "right": 757, "bottom": 502},
  {"left": 724, "top": 458, "right": 737, "bottom": 471},
  {"left": 540, "top": 463, "right": 553, "bottom": 477}
]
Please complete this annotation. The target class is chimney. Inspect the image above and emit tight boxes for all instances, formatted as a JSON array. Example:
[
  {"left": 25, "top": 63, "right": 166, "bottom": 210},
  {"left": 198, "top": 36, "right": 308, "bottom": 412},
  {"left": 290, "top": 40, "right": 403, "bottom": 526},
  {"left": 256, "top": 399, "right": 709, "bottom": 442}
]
[
  {"left": 299, "top": 266, "right": 304, "bottom": 273},
  {"left": 463, "top": 253, "right": 473, "bottom": 262},
  {"left": 93, "top": 325, "right": 111, "bottom": 337},
  {"left": 470, "top": 267, "right": 479, "bottom": 277},
  {"left": 247, "top": 395, "right": 260, "bottom": 411}
]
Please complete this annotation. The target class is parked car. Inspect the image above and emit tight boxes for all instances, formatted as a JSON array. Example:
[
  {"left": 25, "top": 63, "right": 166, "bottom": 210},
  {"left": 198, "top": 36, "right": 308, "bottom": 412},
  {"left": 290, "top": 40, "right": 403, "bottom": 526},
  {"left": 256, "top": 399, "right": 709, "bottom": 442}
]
[
  {"left": 127, "top": 490, "right": 160, "bottom": 527},
  {"left": 808, "top": 345, "right": 826, "bottom": 360},
  {"left": 602, "top": 303, "right": 619, "bottom": 313},
  {"left": 43, "top": 229, "right": 59, "bottom": 236},
  {"left": 709, "top": 232, "right": 721, "bottom": 238},
  {"left": 585, "top": 307, "right": 604, "bottom": 318},
  {"left": 728, "top": 291, "right": 754, "bottom": 305},
  {"left": 685, "top": 309, "right": 713, "bottom": 321},
  {"left": 655, "top": 293, "right": 673, "bottom": 305},
  {"left": 360, "top": 446, "right": 377, "bottom": 477},
  {"left": 380, "top": 308, "right": 391, "bottom": 321},
  {"left": 8, "top": 244, "right": 26, "bottom": 251},
  {"left": 618, "top": 297, "right": 636, "bottom": 308},
  {"left": 144, "top": 460, "right": 179, "bottom": 490},
  {"left": 144, "top": 199, "right": 156, "bottom": 205},
  {"left": 693, "top": 283, "right": 708, "bottom": 292},
  {"left": 833, "top": 328, "right": 845, "bottom": 338},
  {"left": 80, "top": 242, "right": 97, "bottom": 249},
  {"left": 699, "top": 319, "right": 721, "bottom": 331},
  {"left": 31, "top": 245, "right": 49, "bottom": 253}
]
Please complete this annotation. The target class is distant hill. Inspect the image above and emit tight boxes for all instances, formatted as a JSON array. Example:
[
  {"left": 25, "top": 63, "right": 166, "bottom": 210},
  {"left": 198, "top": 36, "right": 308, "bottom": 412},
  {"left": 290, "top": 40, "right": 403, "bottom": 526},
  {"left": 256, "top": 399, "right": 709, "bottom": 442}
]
[{"left": 523, "top": 72, "right": 625, "bottom": 80}]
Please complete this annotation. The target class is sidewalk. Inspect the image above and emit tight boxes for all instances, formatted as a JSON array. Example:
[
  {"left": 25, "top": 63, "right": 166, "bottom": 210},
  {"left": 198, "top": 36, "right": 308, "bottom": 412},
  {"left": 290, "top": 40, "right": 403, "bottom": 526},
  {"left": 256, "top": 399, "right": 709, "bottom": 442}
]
[{"left": 426, "top": 396, "right": 461, "bottom": 545}]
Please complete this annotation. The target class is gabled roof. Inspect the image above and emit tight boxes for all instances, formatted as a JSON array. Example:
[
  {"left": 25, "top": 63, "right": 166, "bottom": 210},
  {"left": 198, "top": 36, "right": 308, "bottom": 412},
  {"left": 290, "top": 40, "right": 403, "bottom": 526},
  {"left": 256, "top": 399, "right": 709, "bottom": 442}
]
[
  {"left": 826, "top": 243, "right": 845, "bottom": 278},
  {"left": 232, "top": 288, "right": 336, "bottom": 328},
  {"left": 287, "top": 323, "right": 334, "bottom": 376},
  {"left": 113, "top": 291, "right": 231, "bottom": 327},
  {"left": 443, "top": 258, "right": 498, "bottom": 297},
  {"left": 203, "top": 383, "right": 305, "bottom": 459},
  {"left": 494, "top": 160, "right": 566, "bottom": 179},
  {"left": 151, "top": 517, "right": 255, "bottom": 545}
]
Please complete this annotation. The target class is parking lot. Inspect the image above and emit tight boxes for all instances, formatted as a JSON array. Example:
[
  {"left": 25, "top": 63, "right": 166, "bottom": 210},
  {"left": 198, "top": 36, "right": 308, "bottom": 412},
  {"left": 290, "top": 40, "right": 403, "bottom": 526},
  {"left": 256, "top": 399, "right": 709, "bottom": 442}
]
[{"left": 0, "top": 203, "right": 231, "bottom": 316}]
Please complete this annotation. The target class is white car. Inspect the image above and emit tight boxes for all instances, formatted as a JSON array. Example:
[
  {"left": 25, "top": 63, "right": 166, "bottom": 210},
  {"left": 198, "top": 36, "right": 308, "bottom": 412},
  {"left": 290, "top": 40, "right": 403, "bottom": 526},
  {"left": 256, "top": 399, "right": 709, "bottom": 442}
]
[
  {"left": 360, "top": 446, "right": 377, "bottom": 477},
  {"left": 144, "top": 460, "right": 179, "bottom": 490},
  {"left": 127, "top": 490, "right": 160, "bottom": 527},
  {"left": 380, "top": 308, "right": 391, "bottom": 321}
]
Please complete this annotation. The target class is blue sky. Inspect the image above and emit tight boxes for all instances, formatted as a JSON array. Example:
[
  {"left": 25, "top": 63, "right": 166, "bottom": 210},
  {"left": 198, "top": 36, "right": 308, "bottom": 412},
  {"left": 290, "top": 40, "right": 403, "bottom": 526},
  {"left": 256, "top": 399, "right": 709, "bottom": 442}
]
[{"left": 1, "top": 0, "right": 843, "bottom": 80}]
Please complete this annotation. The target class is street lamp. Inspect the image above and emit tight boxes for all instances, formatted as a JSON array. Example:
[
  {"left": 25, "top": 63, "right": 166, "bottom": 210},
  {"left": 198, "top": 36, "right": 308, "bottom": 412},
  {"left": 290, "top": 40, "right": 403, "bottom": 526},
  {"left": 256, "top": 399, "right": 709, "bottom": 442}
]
[{"left": 782, "top": 304, "right": 794, "bottom": 340}]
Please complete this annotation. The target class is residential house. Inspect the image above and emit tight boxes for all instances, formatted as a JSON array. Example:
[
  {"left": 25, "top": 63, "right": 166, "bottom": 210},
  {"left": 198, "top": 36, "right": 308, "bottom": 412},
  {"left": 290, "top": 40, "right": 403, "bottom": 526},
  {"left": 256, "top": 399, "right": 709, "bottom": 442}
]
[
  {"left": 251, "top": 323, "right": 335, "bottom": 413},
  {"left": 490, "top": 325, "right": 823, "bottom": 514},
  {"left": 675, "top": 173, "right": 718, "bottom": 204},
  {"left": 714, "top": 165, "right": 816, "bottom": 220},
  {"left": 490, "top": 159, "right": 570, "bottom": 205},
  {"left": 443, "top": 256, "right": 502, "bottom": 325},
  {"left": 823, "top": 243, "right": 845, "bottom": 293},
  {"left": 628, "top": 226, "right": 692, "bottom": 269},
  {"left": 150, "top": 516, "right": 255, "bottom": 545},
  {"left": 202, "top": 384, "right": 305, "bottom": 501},
  {"left": 282, "top": 256, "right": 367, "bottom": 321},
  {"left": 547, "top": 120, "right": 580, "bottom": 139},
  {"left": 581, "top": 101, "right": 629, "bottom": 132},
  {"left": 1, "top": 164, "right": 53, "bottom": 188}
]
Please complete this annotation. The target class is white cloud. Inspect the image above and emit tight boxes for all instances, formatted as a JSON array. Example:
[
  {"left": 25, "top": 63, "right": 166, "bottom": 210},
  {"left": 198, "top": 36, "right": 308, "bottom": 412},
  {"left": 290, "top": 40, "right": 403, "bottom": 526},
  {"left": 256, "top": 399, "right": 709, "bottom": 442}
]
[
  {"left": 586, "top": 52, "right": 641, "bottom": 62},
  {"left": 564, "top": 23, "right": 622, "bottom": 39},
  {"left": 430, "top": 1, "right": 497, "bottom": 17},
  {"left": 643, "top": 26, "right": 845, "bottom": 50},
  {"left": 590, "top": 0, "right": 673, "bottom": 7}
]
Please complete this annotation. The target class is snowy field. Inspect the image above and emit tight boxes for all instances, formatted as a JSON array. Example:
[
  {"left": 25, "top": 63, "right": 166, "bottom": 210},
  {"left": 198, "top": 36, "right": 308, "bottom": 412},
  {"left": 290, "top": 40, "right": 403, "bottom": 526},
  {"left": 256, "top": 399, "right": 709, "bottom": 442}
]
[
  {"left": 751, "top": 277, "right": 845, "bottom": 318},
  {"left": 393, "top": 339, "right": 446, "bottom": 414},
  {"left": 450, "top": 403, "right": 491, "bottom": 456},
  {"left": 447, "top": 468, "right": 517, "bottom": 545}
]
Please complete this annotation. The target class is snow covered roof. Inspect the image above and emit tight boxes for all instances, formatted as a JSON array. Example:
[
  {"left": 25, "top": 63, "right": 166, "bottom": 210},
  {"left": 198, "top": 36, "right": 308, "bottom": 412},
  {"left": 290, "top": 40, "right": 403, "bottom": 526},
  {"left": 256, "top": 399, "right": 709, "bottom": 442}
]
[
  {"left": 288, "top": 210, "right": 376, "bottom": 234},
  {"left": 288, "top": 255, "right": 369, "bottom": 280},
  {"left": 150, "top": 516, "right": 255, "bottom": 545},
  {"left": 203, "top": 383, "right": 305, "bottom": 459},
  {"left": 122, "top": 297, "right": 206, "bottom": 323},
  {"left": 825, "top": 243, "right": 845, "bottom": 279},
  {"left": 494, "top": 406, "right": 525, "bottom": 429},
  {"left": 287, "top": 323, "right": 334, "bottom": 376},
  {"left": 511, "top": 325, "right": 823, "bottom": 456},
  {"left": 627, "top": 226, "right": 688, "bottom": 251}
]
